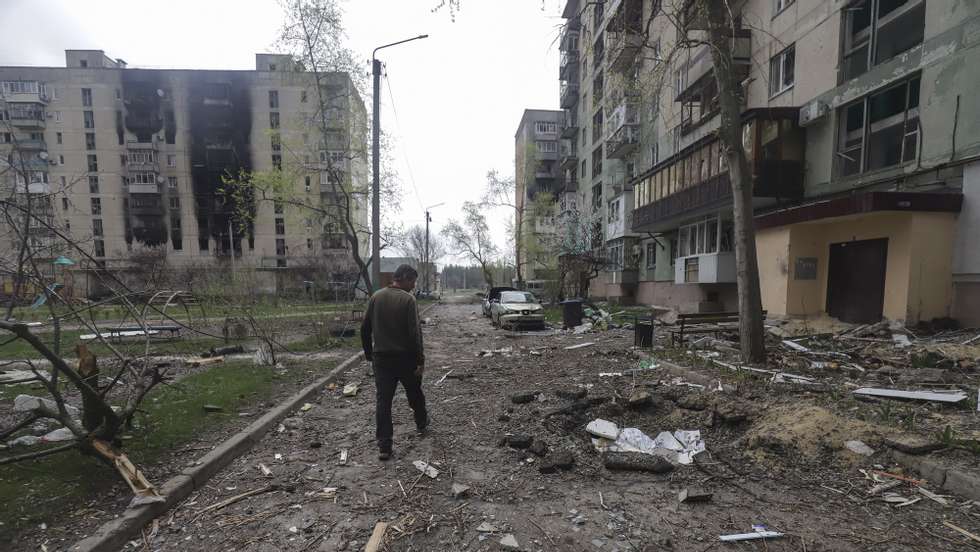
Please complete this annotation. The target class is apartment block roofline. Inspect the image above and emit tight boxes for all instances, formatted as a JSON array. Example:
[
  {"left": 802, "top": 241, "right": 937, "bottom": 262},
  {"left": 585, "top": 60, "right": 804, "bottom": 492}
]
[{"left": 515, "top": 108, "right": 563, "bottom": 138}]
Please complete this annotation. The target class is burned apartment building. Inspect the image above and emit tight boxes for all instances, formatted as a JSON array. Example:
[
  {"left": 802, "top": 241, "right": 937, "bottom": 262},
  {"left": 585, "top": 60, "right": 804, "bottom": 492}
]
[
  {"left": 556, "top": 0, "right": 980, "bottom": 326},
  {"left": 0, "top": 50, "right": 368, "bottom": 297},
  {"left": 514, "top": 109, "right": 563, "bottom": 286}
]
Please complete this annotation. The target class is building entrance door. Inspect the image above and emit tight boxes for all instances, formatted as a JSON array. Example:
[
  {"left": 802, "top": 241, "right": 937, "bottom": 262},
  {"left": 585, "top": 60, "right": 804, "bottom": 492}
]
[{"left": 826, "top": 238, "right": 888, "bottom": 324}]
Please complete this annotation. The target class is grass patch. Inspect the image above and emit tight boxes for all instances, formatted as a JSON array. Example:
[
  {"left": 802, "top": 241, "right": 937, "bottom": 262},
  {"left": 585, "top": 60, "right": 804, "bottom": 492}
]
[
  {"left": 0, "top": 360, "right": 313, "bottom": 538},
  {"left": 7, "top": 301, "right": 361, "bottom": 324},
  {"left": 0, "top": 331, "right": 244, "bottom": 361}
]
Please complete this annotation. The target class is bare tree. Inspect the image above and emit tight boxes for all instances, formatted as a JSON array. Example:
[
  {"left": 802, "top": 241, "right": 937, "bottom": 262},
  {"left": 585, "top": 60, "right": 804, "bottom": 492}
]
[
  {"left": 0, "top": 126, "right": 180, "bottom": 503},
  {"left": 441, "top": 202, "right": 499, "bottom": 287}
]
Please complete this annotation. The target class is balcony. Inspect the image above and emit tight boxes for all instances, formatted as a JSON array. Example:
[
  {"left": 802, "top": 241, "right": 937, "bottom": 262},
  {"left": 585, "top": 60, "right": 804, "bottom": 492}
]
[
  {"left": 606, "top": 125, "right": 639, "bottom": 159},
  {"left": 607, "top": 31, "right": 642, "bottom": 73},
  {"left": 128, "top": 159, "right": 159, "bottom": 172},
  {"left": 679, "top": 33, "right": 751, "bottom": 101},
  {"left": 128, "top": 183, "right": 160, "bottom": 194},
  {"left": 560, "top": 178, "right": 578, "bottom": 194},
  {"left": 560, "top": 81, "right": 579, "bottom": 108},
  {"left": 126, "top": 140, "right": 159, "bottom": 150},
  {"left": 1, "top": 81, "right": 49, "bottom": 104},
  {"left": 634, "top": 173, "right": 732, "bottom": 231},
  {"left": 561, "top": 108, "right": 578, "bottom": 139},
  {"left": 559, "top": 139, "right": 577, "bottom": 170},
  {"left": 16, "top": 139, "right": 47, "bottom": 151},
  {"left": 7, "top": 107, "right": 46, "bottom": 129},
  {"left": 674, "top": 252, "right": 736, "bottom": 284},
  {"left": 559, "top": 50, "right": 579, "bottom": 81}
]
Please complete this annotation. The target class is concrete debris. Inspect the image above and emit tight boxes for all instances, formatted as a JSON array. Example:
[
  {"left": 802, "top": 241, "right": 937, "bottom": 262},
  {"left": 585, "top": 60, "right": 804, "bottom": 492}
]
[
  {"left": 891, "top": 333, "right": 912, "bottom": 348},
  {"left": 413, "top": 460, "right": 439, "bottom": 479},
  {"left": 844, "top": 440, "right": 875, "bottom": 456},
  {"left": 555, "top": 388, "right": 588, "bottom": 400},
  {"left": 852, "top": 387, "right": 968, "bottom": 403},
  {"left": 498, "top": 534, "right": 519, "bottom": 549},
  {"left": 627, "top": 389, "right": 653, "bottom": 409},
  {"left": 867, "top": 480, "right": 902, "bottom": 495},
  {"left": 338, "top": 449, "right": 349, "bottom": 465},
  {"left": 602, "top": 451, "right": 674, "bottom": 473},
  {"left": 13, "top": 395, "right": 80, "bottom": 418},
  {"left": 476, "top": 522, "right": 498, "bottom": 533},
  {"left": 257, "top": 463, "right": 273, "bottom": 477},
  {"left": 883, "top": 435, "right": 943, "bottom": 455},
  {"left": 342, "top": 383, "right": 359, "bottom": 397},
  {"left": 917, "top": 487, "right": 950, "bottom": 506},
  {"left": 477, "top": 347, "right": 513, "bottom": 358},
  {"left": 781, "top": 340, "right": 810, "bottom": 353},
  {"left": 678, "top": 488, "right": 713, "bottom": 503},
  {"left": 528, "top": 440, "right": 549, "bottom": 457},
  {"left": 585, "top": 419, "right": 620, "bottom": 440},
  {"left": 572, "top": 322, "right": 593, "bottom": 334},
  {"left": 451, "top": 483, "right": 471, "bottom": 499},
  {"left": 299, "top": 403, "right": 313, "bottom": 412}
]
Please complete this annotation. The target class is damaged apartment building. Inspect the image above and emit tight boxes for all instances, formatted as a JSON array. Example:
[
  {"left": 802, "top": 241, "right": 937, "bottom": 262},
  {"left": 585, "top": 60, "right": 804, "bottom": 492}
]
[
  {"left": 556, "top": 0, "right": 980, "bottom": 326},
  {"left": 0, "top": 50, "right": 368, "bottom": 297}
]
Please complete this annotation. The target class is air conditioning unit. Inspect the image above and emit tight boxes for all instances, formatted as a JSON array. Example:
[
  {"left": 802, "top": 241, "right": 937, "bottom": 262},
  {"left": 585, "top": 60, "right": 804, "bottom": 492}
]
[{"left": 799, "top": 99, "right": 829, "bottom": 127}]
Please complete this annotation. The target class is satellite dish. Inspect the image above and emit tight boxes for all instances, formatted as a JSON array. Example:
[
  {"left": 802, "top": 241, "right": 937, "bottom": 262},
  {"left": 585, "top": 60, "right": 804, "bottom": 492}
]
[
  {"left": 157, "top": 89, "right": 164, "bottom": 97},
  {"left": 38, "top": 151, "right": 49, "bottom": 160}
]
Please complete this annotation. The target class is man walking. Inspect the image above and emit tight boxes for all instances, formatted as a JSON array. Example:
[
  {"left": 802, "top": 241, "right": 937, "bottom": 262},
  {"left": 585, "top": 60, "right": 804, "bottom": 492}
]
[{"left": 361, "top": 264, "right": 429, "bottom": 460}]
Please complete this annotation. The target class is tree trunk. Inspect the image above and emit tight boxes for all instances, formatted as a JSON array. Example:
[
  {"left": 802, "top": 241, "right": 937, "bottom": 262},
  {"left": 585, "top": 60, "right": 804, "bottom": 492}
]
[{"left": 702, "top": 0, "right": 766, "bottom": 363}]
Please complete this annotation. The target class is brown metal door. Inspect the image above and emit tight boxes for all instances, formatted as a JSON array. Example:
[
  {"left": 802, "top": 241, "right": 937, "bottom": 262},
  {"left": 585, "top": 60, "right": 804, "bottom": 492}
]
[{"left": 826, "top": 238, "right": 888, "bottom": 324}]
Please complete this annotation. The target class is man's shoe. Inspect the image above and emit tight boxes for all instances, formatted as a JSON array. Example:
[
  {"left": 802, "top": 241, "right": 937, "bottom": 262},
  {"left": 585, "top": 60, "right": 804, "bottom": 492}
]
[
  {"left": 416, "top": 415, "right": 431, "bottom": 435},
  {"left": 378, "top": 450, "right": 392, "bottom": 461}
]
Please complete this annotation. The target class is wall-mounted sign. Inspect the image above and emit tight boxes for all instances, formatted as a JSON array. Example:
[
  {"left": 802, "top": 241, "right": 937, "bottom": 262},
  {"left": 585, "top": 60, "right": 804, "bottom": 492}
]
[{"left": 795, "top": 257, "right": 818, "bottom": 280}]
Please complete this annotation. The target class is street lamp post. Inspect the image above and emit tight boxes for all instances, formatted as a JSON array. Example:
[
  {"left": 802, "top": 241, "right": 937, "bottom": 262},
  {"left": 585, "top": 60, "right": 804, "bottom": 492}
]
[
  {"left": 423, "top": 202, "right": 445, "bottom": 293},
  {"left": 371, "top": 34, "right": 428, "bottom": 294}
]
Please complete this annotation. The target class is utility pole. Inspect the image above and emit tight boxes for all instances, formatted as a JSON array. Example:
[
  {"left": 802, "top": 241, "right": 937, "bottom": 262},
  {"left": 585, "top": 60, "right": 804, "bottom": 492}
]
[
  {"left": 371, "top": 58, "right": 381, "bottom": 294},
  {"left": 371, "top": 34, "right": 429, "bottom": 295},
  {"left": 424, "top": 209, "right": 431, "bottom": 293}
]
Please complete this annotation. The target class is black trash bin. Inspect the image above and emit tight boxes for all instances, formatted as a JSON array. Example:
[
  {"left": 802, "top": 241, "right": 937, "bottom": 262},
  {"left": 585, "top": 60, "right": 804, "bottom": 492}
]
[
  {"left": 634, "top": 317, "right": 653, "bottom": 347},
  {"left": 560, "top": 299, "right": 584, "bottom": 329}
]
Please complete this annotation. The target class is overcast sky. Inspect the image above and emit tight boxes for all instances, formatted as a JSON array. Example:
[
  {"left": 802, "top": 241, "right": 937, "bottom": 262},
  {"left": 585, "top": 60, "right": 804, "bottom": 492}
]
[{"left": 0, "top": 0, "right": 564, "bottom": 265}]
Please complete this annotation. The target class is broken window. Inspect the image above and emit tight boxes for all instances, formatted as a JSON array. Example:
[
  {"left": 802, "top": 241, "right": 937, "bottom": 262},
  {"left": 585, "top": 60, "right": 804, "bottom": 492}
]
[
  {"left": 645, "top": 241, "right": 657, "bottom": 269},
  {"left": 275, "top": 218, "right": 285, "bottom": 235},
  {"left": 56, "top": 132, "right": 62, "bottom": 144},
  {"left": 271, "top": 133, "right": 281, "bottom": 152},
  {"left": 837, "top": 76, "right": 920, "bottom": 176},
  {"left": 168, "top": 176, "right": 177, "bottom": 189},
  {"left": 275, "top": 238, "right": 287, "bottom": 256},
  {"left": 94, "top": 239, "right": 105, "bottom": 257},
  {"left": 769, "top": 45, "right": 795, "bottom": 97},
  {"left": 842, "top": 0, "right": 925, "bottom": 81},
  {"left": 199, "top": 237, "right": 209, "bottom": 252},
  {"left": 85, "top": 132, "right": 96, "bottom": 150},
  {"left": 269, "top": 90, "right": 279, "bottom": 109},
  {"left": 83, "top": 110, "right": 94, "bottom": 129},
  {"left": 169, "top": 197, "right": 180, "bottom": 209},
  {"left": 90, "top": 197, "right": 101, "bottom": 215},
  {"left": 87, "top": 154, "right": 98, "bottom": 172},
  {"left": 592, "top": 145, "right": 603, "bottom": 178},
  {"left": 92, "top": 219, "right": 103, "bottom": 237},
  {"left": 305, "top": 175, "right": 311, "bottom": 192},
  {"left": 270, "top": 111, "right": 280, "bottom": 129},
  {"left": 536, "top": 140, "right": 558, "bottom": 153},
  {"left": 81, "top": 88, "right": 92, "bottom": 107},
  {"left": 88, "top": 176, "right": 99, "bottom": 194},
  {"left": 272, "top": 154, "right": 282, "bottom": 170},
  {"left": 167, "top": 154, "right": 176, "bottom": 167}
]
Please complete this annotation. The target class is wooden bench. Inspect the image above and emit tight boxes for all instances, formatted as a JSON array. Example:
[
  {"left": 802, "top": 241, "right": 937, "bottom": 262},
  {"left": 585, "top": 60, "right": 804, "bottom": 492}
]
[{"left": 670, "top": 311, "right": 766, "bottom": 346}]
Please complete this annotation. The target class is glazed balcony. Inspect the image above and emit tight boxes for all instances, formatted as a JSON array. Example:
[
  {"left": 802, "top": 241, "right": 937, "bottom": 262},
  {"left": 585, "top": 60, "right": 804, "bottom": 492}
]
[
  {"left": 607, "top": 31, "right": 643, "bottom": 73},
  {"left": 560, "top": 81, "right": 580, "bottom": 108},
  {"left": 7, "top": 106, "right": 46, "bottom": 129},
  {"left": 561, "top": 108, "right": 578, "bottom": 139},
  {"left": 0, "top": 81, "right": 49, "bottom": 104}
]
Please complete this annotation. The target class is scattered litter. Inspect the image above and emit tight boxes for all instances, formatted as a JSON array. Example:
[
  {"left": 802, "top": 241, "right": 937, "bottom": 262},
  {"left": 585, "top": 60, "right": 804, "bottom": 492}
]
[
  {"left": 499, "top": 534, "right": 520, "bottom": 549},
  {"left": 38, "top": 427, "right": 74, "bottom": 442},
  {"left": 79, "top": 330, "right": 159, "bottom": 341},
  {"left": 342, "top": 383, "right": 359, "bottom": 397},
  {"left": 305, "top": 487, "right": 338, "bottom": 499},
  {"left": 435, "top": 370, "right": 453, "bottom": 385},
  {"left": 475, "top": 522, "right": 498, "bottom": 533},
  {"left": 678, "top": 488, "right": 713, "bottom": 503},
  {"left": 257, "top": 463, "right": 273, "bottom": 477},
  {"left": 300, "top": 403, "right": 314, "bottom": 412},
  {"left": 202, "top": 404, "right": 223, "bottom": 413},
  {"left": 339, "top": 449, "right": 349, "bottom": 465},
  {"left": 781, "top": 340, "right": 810, "bottom": 353},
  {"left": 477, "top": 347, "right": 513, "bottom": 358},
  {"left": 943, "top": 521, "right": 980, "bottom": 544},
  {"left": 187, "top": 356, "right": 224, "bottom": 367},
  {"left": 564, "top": 342, "right": 594, "bottom": 350},
  {"left": 719, "top": 527, "right": 784, "bottom": 542},
  {"left": 891, "top": 333, "right": 912, "bottom": 348},
  {"left": 852, "top": 388, "right": 968, "bottom": 403},
  {"left": 572, "top": 322, "right": 593, "bottom": 334},
  {"left": 0, "top": 370, "right": 48, "bottom": 384},
  {"left": 868, "top": 480, "right": 902, "bottom": 495},
  {"left": 844, "top": 440, "right": 875, "bottom": 456},
  {"left": 917, "top": 487, "right": 950, "bottom": 506},
  {"left": 588, "top": 422, "right": 705, "bottom": 465},
  {"left": 413, "top": 460, "right": 439, "bottom": 478}
]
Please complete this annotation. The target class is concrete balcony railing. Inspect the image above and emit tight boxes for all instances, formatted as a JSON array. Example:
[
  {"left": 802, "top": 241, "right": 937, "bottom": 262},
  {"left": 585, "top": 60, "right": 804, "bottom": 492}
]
[
  {"left": 606, "top": 125, "right": 639, "bottom": 159},
  {"left": 606, "top": 31, "right": 643, "bottom": 73},
  {"left": 560, "top": 81, "right": 580, "bottom": 108},
  {"left": 680, "top": 32, "right": 751, "bottom": 100},
  {"left": 128, "top": 183, "right": 160, "bottom": 194}
]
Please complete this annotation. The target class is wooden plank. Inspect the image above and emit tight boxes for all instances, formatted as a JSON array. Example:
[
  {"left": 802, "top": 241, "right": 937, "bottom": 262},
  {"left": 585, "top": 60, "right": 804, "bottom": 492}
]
[{"left": 365, "top": 522, "right": 388, "bottom": 552}]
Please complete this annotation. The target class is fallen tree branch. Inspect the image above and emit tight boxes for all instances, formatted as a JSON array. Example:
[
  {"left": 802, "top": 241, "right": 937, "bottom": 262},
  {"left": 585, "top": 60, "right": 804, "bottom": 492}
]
[{"left": 0, "top": 442, "right": 76, "bottom": 465}]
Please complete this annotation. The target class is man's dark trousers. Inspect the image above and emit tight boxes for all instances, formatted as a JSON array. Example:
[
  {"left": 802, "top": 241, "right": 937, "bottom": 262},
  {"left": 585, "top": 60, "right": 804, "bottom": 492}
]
[{"left": 374, "top": 353, "right": 427, "bottom": 453}]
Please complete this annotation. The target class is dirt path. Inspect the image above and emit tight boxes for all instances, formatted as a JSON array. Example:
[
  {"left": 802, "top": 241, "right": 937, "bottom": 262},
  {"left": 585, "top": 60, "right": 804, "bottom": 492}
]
[{"left": 60, "top": 300, "right": 980, "bottom": 551}]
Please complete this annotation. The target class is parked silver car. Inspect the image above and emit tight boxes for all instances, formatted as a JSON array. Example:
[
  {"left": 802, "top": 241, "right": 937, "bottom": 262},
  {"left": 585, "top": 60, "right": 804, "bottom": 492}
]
[{"left": 490, "top": 291, "right": 545, "bottom": 330}]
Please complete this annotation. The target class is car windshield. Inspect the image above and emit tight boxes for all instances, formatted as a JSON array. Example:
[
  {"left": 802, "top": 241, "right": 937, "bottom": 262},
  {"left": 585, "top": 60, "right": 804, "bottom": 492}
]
[{"left": 500, "top": 291, "right": 535, "bottom": 303}]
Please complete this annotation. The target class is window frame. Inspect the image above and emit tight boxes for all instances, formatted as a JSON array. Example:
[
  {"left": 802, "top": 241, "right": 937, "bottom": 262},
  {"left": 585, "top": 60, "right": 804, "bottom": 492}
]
[{"left": 769, "top": 44, "right": 796, "bottom": 98}]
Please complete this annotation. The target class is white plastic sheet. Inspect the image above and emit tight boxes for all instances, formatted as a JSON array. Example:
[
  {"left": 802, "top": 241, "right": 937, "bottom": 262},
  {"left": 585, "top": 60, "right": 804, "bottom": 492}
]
[{"left": 589, "top": 421, "right": 705, "bottom": 465}]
